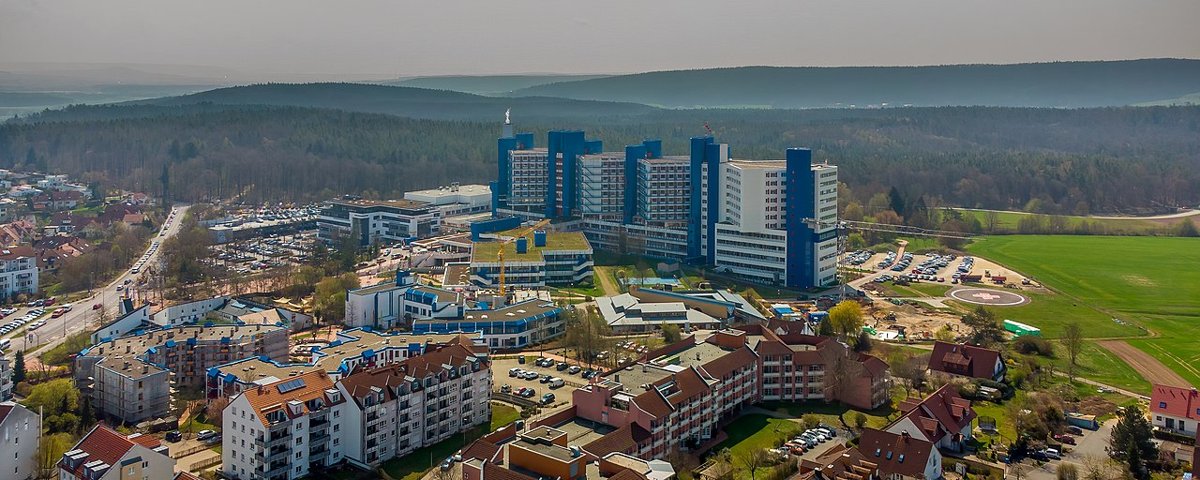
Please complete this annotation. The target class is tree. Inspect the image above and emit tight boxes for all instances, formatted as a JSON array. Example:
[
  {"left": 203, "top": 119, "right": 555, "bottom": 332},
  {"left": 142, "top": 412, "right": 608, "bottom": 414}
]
[
  {"left": 206, "top": 397, "right": 230, "bottom": 425},
  {"left": 852, "top": 412, "right": 868, "bottom": 430},
  {"left": 661, "top": 324, "right": 682, "bottom": 343},
  {"left": 1056, "top": 463, "right": 1078, "bottom": 480},
  {"left": 937, "top": 219, "right": 969, "bottom": 250},
  {"left": 1080, "top": 455, "right": 1123, "bottom": 480},
  {"left": 934, "top": 325, "right": 956, "bottom": 342},
  {"left": 818, "top": 317, "right": 835, "bottom": 336},
  {"left": 13, "top": 350, "right": 25, "bottom": 384},
  {"left": 828, "top": 300, "right": 864, "bottom": 339},
  {"left": 984, "top": 211, "right": 1001, "bottom": 233},
  {"left": 887, "top": 187, "right": 906, "bottom": 219},
  {"left": 39, "top": 432, "right": 75, "bottom": 480},
  {"left": 1176, "top": 219, "right": 1199, "bottom": 237},
  {"left": 313, "top": 273, "right": 360, "bottom": 323},
  {"left": 843, "top": 202, "right": 865, "bottom": 222},
  {"left": 1062, "top": 322, "right": 1084, "bottom": 380},
  {"left": 23, "top": 378, "right": 81, "bottom": 434},
  {"left": 960, "top": 306, "right": 1004, "bottom": 347},
  {"left": 735, "top": 448, "right": 769, "bottom": 480},
  {"left": 853, "top": 331, "right": 872, "bottom": 352},
  {"left": 1108, "top": 405, "right": 1156, "bottom": 480}
]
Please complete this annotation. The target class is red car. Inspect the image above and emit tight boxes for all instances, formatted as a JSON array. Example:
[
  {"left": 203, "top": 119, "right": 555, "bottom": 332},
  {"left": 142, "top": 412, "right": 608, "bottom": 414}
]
[
  {"left": 1053, "top": 434, "right": 1076, "bottom": 445},
  {"left": 43, "top": 298, "right": 56, "bottom": 306},
  {"left": 92, "top": 303, "right": 102, "bottom": 310}
]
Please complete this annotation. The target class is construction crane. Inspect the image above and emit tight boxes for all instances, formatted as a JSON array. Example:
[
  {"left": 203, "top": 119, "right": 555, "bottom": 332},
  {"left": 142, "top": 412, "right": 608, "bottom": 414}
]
[
  {"left": 497, "top": 218, "right": 551, "bottom": 296},
  {"left": 703, "top": 122, "right": 714, "bottom": 136}
]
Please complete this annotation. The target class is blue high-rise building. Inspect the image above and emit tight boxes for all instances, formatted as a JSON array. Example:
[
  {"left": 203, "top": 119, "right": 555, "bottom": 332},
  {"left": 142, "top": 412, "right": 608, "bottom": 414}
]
[{"left": 492, "top": 118, "right": 838, "bottom": 289}]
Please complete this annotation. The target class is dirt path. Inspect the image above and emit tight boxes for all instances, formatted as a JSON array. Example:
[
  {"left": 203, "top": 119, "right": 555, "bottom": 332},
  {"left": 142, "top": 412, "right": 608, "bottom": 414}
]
[
  {"left": 1097, "top": 340, "right": 1189, "bottom": 387},
  {"left": 594, "top": 267, "right": 620, "bottom": 296}
]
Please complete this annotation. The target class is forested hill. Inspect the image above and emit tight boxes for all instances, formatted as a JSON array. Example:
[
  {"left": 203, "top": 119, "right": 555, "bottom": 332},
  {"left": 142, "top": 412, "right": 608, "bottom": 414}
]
[
  {"left": 133, "top": 82, "right": 658, "bottom": 120},
  {"left": 385, "top": 74, "right": 609, "bottom": 95},
  {"left": 513, "top": 59, "right": 1200, "bottom": 108},
  {"left": 3, "top": 103, "right": 1198, "bottom": 213}
]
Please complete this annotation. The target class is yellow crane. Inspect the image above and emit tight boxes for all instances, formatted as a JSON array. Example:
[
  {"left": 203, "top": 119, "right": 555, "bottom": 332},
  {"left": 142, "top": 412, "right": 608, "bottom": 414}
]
[{"left": 497, "top": 218, "right": 551, "bottom": 296}]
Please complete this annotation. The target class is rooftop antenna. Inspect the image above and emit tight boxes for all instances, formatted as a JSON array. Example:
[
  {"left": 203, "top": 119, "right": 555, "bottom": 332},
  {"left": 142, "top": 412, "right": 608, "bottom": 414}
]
[{"left": 504, "top": 108, "right": 511, "bottom": 125}]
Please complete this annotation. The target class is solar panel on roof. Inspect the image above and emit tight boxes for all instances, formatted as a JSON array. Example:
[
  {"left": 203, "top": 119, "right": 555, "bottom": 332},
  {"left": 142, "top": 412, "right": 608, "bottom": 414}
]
[{"left": 276, "top": 378, "right": 306, "bottom": 393}]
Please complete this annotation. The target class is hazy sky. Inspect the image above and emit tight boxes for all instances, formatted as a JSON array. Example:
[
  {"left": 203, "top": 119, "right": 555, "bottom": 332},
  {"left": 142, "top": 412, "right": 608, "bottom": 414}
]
[{"left": 2, "top": 0, "right": 1198, "bottom": 80}]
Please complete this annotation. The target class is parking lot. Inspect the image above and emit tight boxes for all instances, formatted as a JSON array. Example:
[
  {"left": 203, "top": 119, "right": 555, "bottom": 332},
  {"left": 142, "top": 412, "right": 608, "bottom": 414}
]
[
  {"left": 207, "top": 231, "right": 318, "bottom": 276},
  {"left": 492, "top": 357, "right": 598, "bottom": 409}
]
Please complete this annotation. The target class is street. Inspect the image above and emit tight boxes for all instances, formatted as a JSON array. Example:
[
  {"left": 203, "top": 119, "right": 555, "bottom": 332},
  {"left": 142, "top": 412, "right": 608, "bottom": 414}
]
[{"left": 13, "top": 204, "right": 190, "bottom": 357}]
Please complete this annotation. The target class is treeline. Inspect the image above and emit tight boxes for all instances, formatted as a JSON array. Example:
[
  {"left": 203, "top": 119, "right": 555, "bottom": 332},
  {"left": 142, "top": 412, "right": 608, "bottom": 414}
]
[{"left": 1, "top": 103, "right": 1198, "bottom": 212}]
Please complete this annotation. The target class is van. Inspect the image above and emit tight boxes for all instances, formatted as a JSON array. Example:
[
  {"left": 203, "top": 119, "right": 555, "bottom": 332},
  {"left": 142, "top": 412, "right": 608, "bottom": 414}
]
[
  {"left": 0, "top": 339, "right": 10, "bottom": 351},
  {"left": 549, "top": 378, "right": 564, "bottom": 389}
]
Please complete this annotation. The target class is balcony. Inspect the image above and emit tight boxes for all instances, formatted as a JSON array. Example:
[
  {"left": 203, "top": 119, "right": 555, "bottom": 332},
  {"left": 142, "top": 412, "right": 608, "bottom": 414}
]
[
  {"left": 267, "top": 448, "right": 289, "bottom": 463},
  {"left": 265, "top": 464, "right": 290, "bottom": 478}
]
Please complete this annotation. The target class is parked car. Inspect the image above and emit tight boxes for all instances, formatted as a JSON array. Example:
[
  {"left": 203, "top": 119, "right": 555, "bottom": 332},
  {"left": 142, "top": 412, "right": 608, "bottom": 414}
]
[
  {"left": 500, "top": 384, "right": 511, "bottom": 393},
  {"left": 568, "top": 365, "right": 582, "bottom": 374},
  {"left": 1042, "top": 448, "right": 1061, "bottom": 460},
  {"left": 556, "top": 362, "right": 569, "bottom": 371},
  {"left": 509, "top": 368, "right": 522, "bottom": 377},
  {"left": 549, "top": 378, "right": 564, "bottom": 389},
  {"left": 1053, "top": 434, "right": 1076, "bottom": 445},
  {"left": 541, "top": 393, "right": 555, "bottom": 405},
  {"left": 165, "top": 431, "right": 182, "bottom": 442},
  {"left": 539, "top": 374, "right": 552, "bottom": 383},
  {"left": 93, "top": 303, "right": 102, "bottom": 310},
  {"left": 196, "top": 430, "right": 217, "bottom": 441}
]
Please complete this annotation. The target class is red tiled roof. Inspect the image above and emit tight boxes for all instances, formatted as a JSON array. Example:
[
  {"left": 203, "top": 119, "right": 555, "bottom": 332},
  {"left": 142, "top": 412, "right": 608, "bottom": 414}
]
[
  {"left": 701, "top": 345, "right": 758, "bottom": 380},
  {"left": 482, "top": 462, "right": 538, "bottom": 480},
  {"left": 632, "top": 388, "right": 673, "bottom": 419},
  {"left": 928, "top": 341, "right": 1003, "bottom": 380},
  {"left": 898, "top": 384, "right": 975, "bottom": 443},
  {"left": 1150, "top": 384, "right": 1200, "bottom": 421},
  {"left": 0, "top": 403, "right": 12, "bottom": 425},
  {"left": 338, "top": 342, "right": 486, "bottom": 407},
  {"left": 60, "top": 425, "right": 148, "bottom": 478},
  {"left": 608, "top": 469, "right": 651, "bottom": 480},
  {"left": 660, "top": 367, "right": 711, "bottom": 407},
  {"left": 242, "top": 370, "right": 340, "bottom": 427},
  {"left": 858, "top": 428, "right": 934, "bottom": 478},
  {"left": 583, "top": 423, "right": 652, "bottom": 457},
  {"left": 461, "top": 439, "right": 502, "bottom": 463},
  {"left": 858, "top": 353, "right": 889, "bottom": 377}
]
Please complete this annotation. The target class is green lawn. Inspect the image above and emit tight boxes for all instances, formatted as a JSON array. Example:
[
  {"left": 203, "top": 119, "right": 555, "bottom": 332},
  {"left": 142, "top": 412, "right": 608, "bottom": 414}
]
[
  {"left": 379, "top": 403, "right": 520, "bottom": 480},
  {"left": 968, "top": 235, "right": 1200, "bottom": 388},
  {"left": 756, "top": 401, "right": 897, "bottom": 430},
  {"left": 713, "top": 414, "right": 803, "bottom": 459},
  {"left": 954, "top": 209, "right": 1169, "bottom": 235}
]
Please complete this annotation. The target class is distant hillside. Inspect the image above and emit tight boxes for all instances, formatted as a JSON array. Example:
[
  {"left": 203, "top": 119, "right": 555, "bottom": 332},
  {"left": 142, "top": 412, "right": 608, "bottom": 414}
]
[
  {"left": 513, "top": 59, "right": 1200, "bottom": 108},
  {"left": 135, "top": 82, "right": 658, "bottom": 120},
  {"left": 386, "top": 74, "right": 609, "bottom": 95}
]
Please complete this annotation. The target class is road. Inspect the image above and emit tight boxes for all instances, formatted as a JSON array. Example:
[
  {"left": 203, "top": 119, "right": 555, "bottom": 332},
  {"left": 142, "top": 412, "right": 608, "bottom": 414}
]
[
  {"left": 957, "top": 207, "right": 1200, "bottom": 221},
  {"left": 16, "top": 204, "right": 190, "bottom": 357}
]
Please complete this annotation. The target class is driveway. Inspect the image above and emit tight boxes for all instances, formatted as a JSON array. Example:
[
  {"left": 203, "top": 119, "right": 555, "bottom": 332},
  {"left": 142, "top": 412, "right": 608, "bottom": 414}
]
[{"left": 1019, "top": 419, "right": 1114, "bottom": 480}]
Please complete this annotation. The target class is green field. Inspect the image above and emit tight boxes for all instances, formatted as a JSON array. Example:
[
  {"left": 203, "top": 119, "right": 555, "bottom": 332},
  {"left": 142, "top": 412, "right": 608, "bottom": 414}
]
[
  {"left": 954, "top": 209, "right": 1176, "bottom": 235},
  {"left": 714, "top": 414, "right": 802, "bottom": 459},
  {"left": 968, "top": 235, "right": 1200, "bottom": 388}
]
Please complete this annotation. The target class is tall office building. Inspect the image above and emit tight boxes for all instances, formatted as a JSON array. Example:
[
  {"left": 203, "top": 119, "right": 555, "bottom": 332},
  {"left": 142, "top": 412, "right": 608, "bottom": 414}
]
[{"left": 492, "top": 118, "right": 839, "bottom": 290}]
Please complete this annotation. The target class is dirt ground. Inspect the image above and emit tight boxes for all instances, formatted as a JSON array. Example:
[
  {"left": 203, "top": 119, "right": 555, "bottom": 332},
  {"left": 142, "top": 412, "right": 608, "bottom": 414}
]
[
  {"left": 863, "top": 301, "right": 961, "bottom": 341},
  {"left": 1096, "top": 340, "right": 1189, "bottom": 387}
]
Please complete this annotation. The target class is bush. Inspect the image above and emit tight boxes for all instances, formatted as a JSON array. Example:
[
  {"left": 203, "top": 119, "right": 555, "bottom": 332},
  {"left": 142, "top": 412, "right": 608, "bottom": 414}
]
[{"left": 1013, "top": 336, "right": 1056, "bottom": 357}]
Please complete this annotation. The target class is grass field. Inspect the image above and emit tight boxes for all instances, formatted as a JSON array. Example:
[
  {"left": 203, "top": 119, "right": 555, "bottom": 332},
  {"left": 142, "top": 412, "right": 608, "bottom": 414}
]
[
  {"left": 954, "top": 209, "right": 1181, "bottom": 235},
  {"left": 714, "top": 414, "right": 802, "bottom": 459},
  {"left": 379, "top": 403, "right": 521, "bottom": 480},
  {"left": 968, "top": 235, "right": 1200, "bottom": 388}
]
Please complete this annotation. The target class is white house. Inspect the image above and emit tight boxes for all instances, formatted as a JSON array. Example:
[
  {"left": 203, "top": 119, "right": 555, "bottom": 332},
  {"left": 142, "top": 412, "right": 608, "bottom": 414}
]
[
  {"left": 1150, "top": 384, "right": 1200, "bottom": 438},
  {"left": 0, "top": 402, "right": 40, "bottom": 480},
  {"left": 58, "top": 425, "right": 174, "bottom": 480}
]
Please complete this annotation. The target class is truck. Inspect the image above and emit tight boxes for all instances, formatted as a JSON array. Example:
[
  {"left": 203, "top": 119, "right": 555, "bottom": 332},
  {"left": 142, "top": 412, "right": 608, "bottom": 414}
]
[{"left": 959, "top": 274, "right": 983, "bottom": 283}]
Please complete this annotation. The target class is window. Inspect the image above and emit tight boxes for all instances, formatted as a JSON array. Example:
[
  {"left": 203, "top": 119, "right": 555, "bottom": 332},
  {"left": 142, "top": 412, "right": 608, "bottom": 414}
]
[{"left": 1160, "top": 402, "right": 1168, "bottom": 408}]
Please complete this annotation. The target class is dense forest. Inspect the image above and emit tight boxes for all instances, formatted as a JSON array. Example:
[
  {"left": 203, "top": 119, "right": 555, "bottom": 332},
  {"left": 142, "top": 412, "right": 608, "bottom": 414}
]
[
  {"left": 131, "top": 83, "right": 659, "bottom": 120},
  {"left": 513, "top": 59, "right": 1200, "bottom": 108},
  {"left": 1, "top": 102, "right": 1198, "bottom": 213}
]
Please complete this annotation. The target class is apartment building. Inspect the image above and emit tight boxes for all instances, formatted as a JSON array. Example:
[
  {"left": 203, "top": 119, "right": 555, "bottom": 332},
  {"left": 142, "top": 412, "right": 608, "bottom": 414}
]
[
  {"left": 574, "top": 333, "right": 762, "bottom": 458},
  {"left": 222, "top": 371, "right": 348, "bottom": 480},
  {"left": 491, "top": 119, "right": 839, "bottom": 289},
  {"left": 0, "top": 402, "right": 39, "bottom": 480},
  {"left": 403, "top": 183, "right": 491, "bottom": 218},
  {"left": 76, "top": 323, "right": 288, "bottom": 423},
  {"left": 59, "top": 425, "right": 174, "bottom": 480},
  {"left": 570, "top": 325, "right": 889, "bottom": 460},
  {"left": 742, "top": 322, "right": 891, "bottom": 410},
  {"left": 0, "top": 246, "right": 38, "bottom": 300},
  {"left": 317, "top": 198, "right": 441, "bottom": 247},
  {"left": 208, "top": 332, "right": 483, "bottom": 398},
  {"left": 0, "top": 357, "right": 12, "bottom": 400},
  {"left": 335, "top": 341, "right": 492, "bottom": 468},
  {"left": 469, "top": 230, "right": 593, "bottom": 288}
]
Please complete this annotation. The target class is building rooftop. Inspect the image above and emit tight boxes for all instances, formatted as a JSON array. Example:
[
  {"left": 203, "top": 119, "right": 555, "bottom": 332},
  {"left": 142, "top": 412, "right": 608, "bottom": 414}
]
[
  {"left": 471, "top": 231, "right": 592, "bottom": 263},
  {"left": 404, "top": 184, "right": 490, "bottom": 199},
  {"left": 214, "top": 330, "right": 476, "bottom": 383},
  {"left": 241, "top": 370, "right": 342, "bottom": 427},
  {"left": 327, "top": 198, "right": 433, "bottom": 210},
  {"left": 458, "top": 298, "right": 561, "bottom": 324}
]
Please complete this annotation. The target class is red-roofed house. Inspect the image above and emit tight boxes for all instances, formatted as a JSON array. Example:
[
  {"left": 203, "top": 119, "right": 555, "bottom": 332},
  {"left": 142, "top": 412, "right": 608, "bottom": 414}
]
[
  {"left": 59, "top": 425, "right": 174, "bottom": 480},
  {"left": 887, "top": 384, "right": 976, "bottom": 453},
  {"left": 927, "top": 341, "right": 1006, "bottom": 382},
  {"left": 856, "top": 428, "right": 943, "bottom": 479},
  {"left": 1149, "top": 384, "right": 1200, "bottom": 438}
]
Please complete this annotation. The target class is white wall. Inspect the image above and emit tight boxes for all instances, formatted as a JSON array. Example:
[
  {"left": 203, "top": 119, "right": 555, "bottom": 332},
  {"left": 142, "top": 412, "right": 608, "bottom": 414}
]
[
  {"left": 91, "top": 304, "right": 150, "bottom": 344},
  {"left": 150, "top": 296, "right": 227, "bottom": 326}
]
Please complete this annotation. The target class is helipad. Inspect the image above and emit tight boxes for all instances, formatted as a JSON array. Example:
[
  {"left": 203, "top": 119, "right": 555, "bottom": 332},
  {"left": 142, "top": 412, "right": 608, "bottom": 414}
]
[{"left": 948, "top": 287, "right": 1029, "bottom": 306}]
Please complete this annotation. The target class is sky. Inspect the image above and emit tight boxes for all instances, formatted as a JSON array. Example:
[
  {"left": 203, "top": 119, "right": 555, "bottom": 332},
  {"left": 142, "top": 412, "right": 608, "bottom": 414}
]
[{"left": 2, "top": 0, "right": 1198, "bottom": 81}]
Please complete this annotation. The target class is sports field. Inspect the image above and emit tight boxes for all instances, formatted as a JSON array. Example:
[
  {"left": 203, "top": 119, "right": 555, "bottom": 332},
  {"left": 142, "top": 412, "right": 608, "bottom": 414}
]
[{"left": 968, "top": 235, "right": 1200, "bottom": 388}]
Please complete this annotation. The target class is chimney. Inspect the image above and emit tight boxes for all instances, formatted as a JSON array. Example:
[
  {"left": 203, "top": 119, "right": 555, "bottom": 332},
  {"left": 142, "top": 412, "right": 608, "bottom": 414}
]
[{"left": 900, "top": 431, "right": 911, "bottom": 442}]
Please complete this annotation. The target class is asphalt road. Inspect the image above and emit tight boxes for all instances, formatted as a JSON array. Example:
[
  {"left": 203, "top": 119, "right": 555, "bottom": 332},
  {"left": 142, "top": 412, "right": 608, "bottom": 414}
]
[{"left": 16, "top": 204, "right": 190, "bottom": 356}]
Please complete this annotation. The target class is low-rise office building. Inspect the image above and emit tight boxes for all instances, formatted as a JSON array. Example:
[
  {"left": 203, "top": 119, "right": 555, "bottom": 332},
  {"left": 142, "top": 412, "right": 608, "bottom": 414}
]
[
  {"left": 404, "top": 183, "right": 491, "bottom": 218},
  {"left": 411, "top": 298, "right": 564, "bottom": 350},
  {"left": 595, "top": 286, "right": 764, "bottom": 334},
  {"left": 344, "top": 271, "right": 464, "bottom": 329},
  {"left": 0, "top": 402, "right": 40, "bottom": 480},
  {"left": 317, "top": 198, "right": 441, "bottom": 247},
  {"left": 470, "top": 230, "right": 593, "bottom": 289},
  {"left": 222, "top": 370, "right": 348, "bottom": 480}
]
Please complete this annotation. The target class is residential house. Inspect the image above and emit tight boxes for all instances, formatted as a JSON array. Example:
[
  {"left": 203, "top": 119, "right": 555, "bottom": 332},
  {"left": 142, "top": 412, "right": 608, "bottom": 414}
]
[
  {"left": 0, "top": 246, "right": 38, "bottom": 300},
  {"left": 58, "top": 425, "right": 175, "bottom": 480},
  {"left": 1150, "top": 384, "right": 1200, "bottom": 438},
  {"left": 34, "top": 235, "right": 93, "bottom": 272},
  {"left": 855, "top": 428, "right": 943, "bottom": 480},
  {"left": 927, "top": 341, "right": 1006, "bottom": 382},
  {"left": 886, "top": 384, "right": 976, "bottom": 453},
  {"left": 0, "top": 402, "right": 40, "bottom": 480}
]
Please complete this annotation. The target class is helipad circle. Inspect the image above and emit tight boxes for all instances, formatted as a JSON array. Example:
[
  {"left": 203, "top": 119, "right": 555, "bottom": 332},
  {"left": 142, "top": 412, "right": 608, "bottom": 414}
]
[{"left": 948, "top": 287, "right": 1028, "bottom": 306}]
